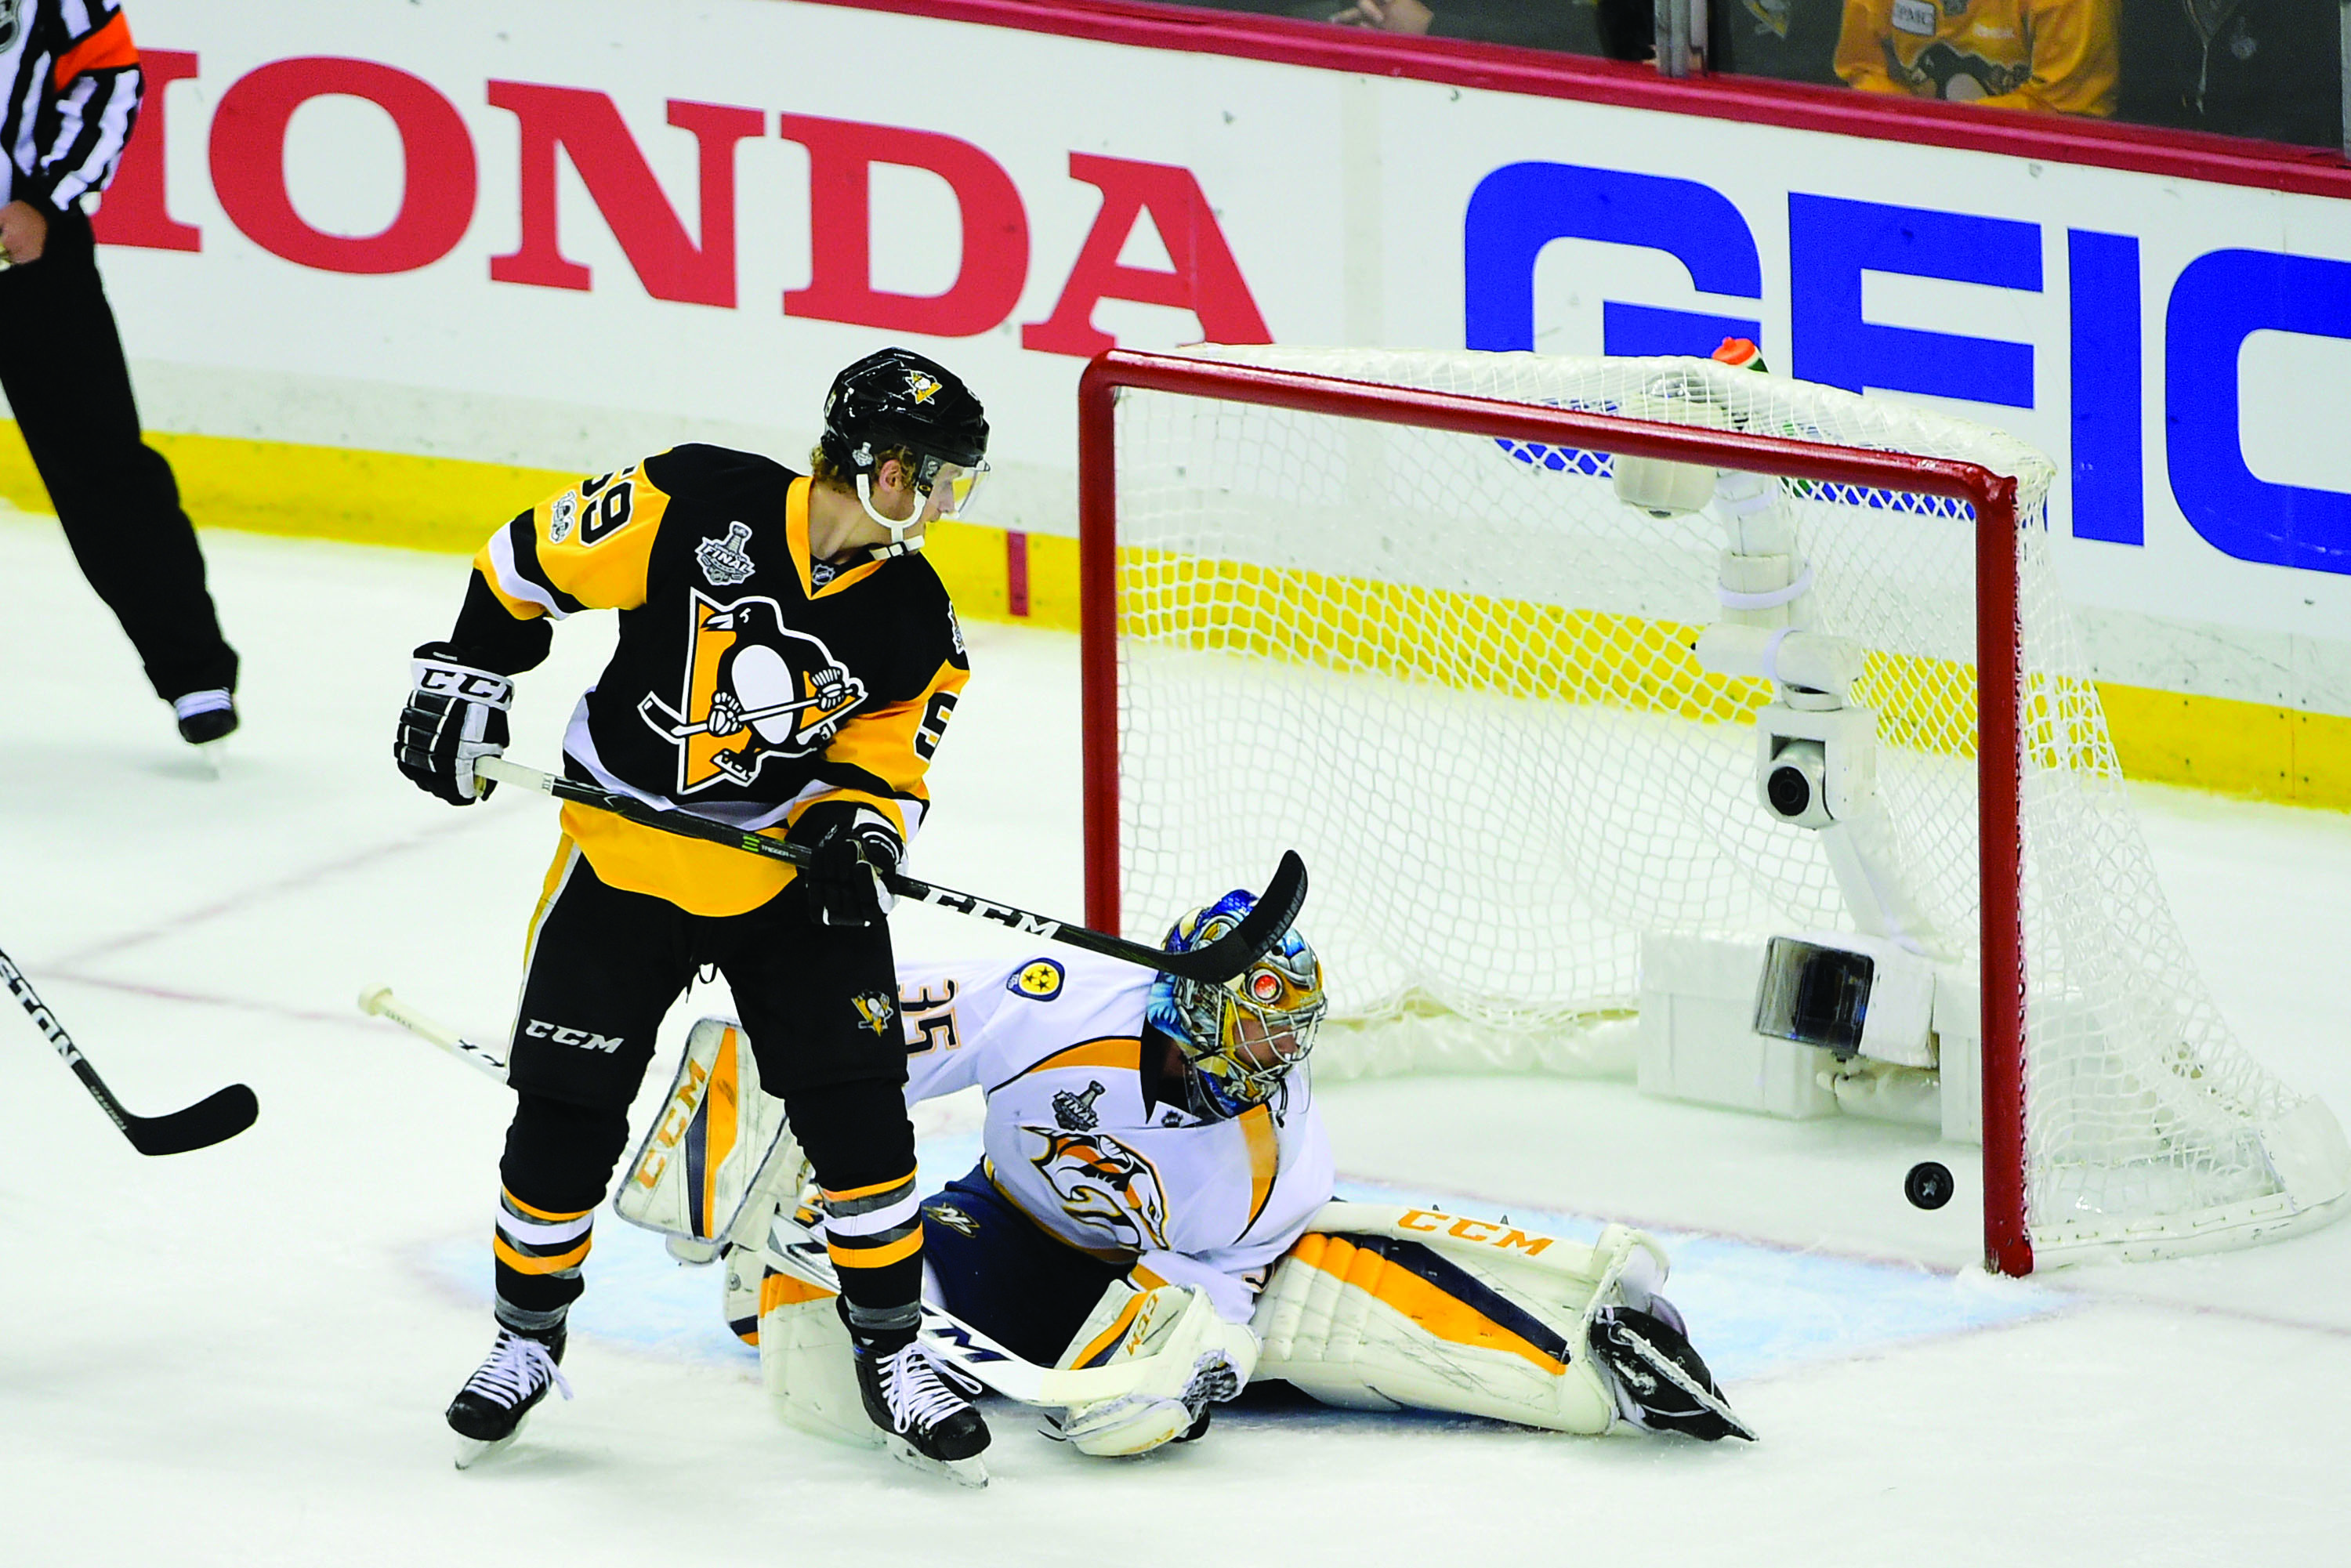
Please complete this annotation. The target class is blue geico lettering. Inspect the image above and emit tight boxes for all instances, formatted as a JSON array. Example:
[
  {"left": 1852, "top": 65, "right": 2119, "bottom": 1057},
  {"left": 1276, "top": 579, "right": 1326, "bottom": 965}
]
[
  {"left": 1463, "top": 164, "right": 1761, "bottom": 357},
  {"left": 2168, "top": 250, "right": 2351, "bottom": 574},
  {"left": 1462, "top": 161, "right": 2351, "bottom": 574}
]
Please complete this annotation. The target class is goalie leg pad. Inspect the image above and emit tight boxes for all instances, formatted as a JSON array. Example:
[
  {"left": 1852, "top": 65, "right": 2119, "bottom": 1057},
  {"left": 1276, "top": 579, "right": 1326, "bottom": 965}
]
[
  {"left": 753, "top": 1259, "right": 881, "bottom": 1450},
  {"left": 1046, "top": 1278, "right": 1259, "bottom": 1458},
  {"left": 614, "top": 1017, "right": 795, "bottom": 1251},
  {"left": 1251, "top": 1208, "right": 1722, "bottom": 1436}
]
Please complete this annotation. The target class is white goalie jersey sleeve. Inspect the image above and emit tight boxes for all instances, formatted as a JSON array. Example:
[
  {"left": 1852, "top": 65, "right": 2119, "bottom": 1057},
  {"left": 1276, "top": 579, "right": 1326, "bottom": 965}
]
[{"left": 895, "top": 951, "right": 1335, "bottom": 1326}]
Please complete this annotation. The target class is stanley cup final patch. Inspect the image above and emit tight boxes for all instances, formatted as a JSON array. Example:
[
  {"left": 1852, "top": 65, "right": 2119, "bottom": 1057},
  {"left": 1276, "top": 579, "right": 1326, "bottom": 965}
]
[{"left": 696, "top": 522, "right": 756, "bottom": 586}]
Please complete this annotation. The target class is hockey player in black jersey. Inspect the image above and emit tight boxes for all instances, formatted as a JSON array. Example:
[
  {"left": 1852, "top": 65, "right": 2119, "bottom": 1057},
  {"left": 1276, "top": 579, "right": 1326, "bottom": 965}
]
[{"left": 394, "top": 346, "right": 993, "bottom": 1479}]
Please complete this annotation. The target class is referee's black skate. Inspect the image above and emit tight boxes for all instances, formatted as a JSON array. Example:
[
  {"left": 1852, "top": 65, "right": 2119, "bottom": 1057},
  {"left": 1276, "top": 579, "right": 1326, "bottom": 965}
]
[
  {"left": 853, "top": 1331, "right": 991, "bottom": 1487},
  {"left": 447, "top": 1324, "right": 571, "bottom": 1468}
]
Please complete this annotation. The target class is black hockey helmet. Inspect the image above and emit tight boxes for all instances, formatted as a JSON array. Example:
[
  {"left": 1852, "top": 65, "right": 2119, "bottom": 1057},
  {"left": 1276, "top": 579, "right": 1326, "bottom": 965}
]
[{"left": 819, "top": 347, "right": 989, "bottom": 500}]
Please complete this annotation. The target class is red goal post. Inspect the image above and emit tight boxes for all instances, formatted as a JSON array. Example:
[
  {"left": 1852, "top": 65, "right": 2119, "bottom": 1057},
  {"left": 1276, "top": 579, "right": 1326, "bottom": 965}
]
[{"left": 1074, "top": 347, "right": 2036, "bottom": 1276}]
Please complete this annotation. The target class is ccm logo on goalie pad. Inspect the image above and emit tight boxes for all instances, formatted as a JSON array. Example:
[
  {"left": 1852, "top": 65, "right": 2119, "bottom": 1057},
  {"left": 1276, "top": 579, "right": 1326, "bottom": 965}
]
[
  {"left": 524, "top": 1019, "right": 625, "bottom": 1053},
  {"left": 1395, "top": 1208, "right": 1554, "bottom": 1257}
]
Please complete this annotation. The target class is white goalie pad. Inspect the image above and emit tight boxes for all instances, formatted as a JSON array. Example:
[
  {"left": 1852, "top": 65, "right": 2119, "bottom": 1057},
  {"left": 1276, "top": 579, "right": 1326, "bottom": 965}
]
[
  {"left": 614, "top": 1016, "right": 796, "bottom": 1256},
  {"left": 1251, "top": 1203, "right": 1668, "bottom": 1436},
  {"left": 1047, "top": 1278, "right": 1260, "bottom": 1458}
]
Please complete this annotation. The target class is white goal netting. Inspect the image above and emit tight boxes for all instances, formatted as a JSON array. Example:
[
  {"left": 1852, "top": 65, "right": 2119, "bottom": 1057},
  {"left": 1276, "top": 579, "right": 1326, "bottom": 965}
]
[{"left": 1105, "top": 344, "right": 2349, "bottom": 1265}]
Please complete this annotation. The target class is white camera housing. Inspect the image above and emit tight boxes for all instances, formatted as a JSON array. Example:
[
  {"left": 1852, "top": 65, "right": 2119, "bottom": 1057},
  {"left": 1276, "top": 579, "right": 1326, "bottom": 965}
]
[{"left": 1755, "top": 702, "right": 1878, "bottom": 829}]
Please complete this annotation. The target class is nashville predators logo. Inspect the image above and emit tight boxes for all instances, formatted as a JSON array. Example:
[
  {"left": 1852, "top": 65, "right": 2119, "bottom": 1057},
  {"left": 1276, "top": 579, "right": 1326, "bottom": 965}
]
[
  {"left": 850, "top": 990, "right": 895, "bottom": 1037},
  {"left": 1009, "top": 959, "right": 1064, "bottom": 1001},
  {"left": 1027, "top": 1127, "right": 1170, "bottom": 1251},
  {"left": 636, "top": 590, "right": 868, "bottom": 793}
]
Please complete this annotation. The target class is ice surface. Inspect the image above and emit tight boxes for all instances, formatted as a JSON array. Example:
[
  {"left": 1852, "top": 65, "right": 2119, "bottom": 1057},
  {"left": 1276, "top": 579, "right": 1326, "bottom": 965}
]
[{"left": 3, "top": 513, "right": 2349, "bottom": 1565}]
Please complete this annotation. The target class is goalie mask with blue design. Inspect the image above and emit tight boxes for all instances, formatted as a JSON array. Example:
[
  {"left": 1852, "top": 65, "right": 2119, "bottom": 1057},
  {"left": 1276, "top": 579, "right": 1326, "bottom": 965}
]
[{"left": 1146, "top": 891, "right": 1327, "bottom": 1120}]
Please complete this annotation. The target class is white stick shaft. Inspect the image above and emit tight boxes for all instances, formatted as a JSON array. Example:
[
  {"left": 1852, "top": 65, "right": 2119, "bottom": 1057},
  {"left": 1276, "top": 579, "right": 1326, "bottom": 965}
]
[{"left": 357, "top": 986, "right": 509, "bottom": 1081}]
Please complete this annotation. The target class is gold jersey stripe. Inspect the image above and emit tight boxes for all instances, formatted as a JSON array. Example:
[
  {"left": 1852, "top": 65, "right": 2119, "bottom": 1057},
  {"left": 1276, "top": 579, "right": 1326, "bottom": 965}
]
[{"left": 1239, "top": 1103, "right": 1280, "bottom": 1233}]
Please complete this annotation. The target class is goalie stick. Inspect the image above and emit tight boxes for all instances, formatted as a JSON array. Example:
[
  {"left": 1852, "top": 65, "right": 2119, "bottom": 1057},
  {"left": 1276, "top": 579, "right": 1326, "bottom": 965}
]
[
  {"left": 363, "top": 983, "right": 1185, "bottom": 1407},
  {"left": 0, "top": 945, "right": 258, "bottom": 1156},
  {"left": 472, "top": 756, "right": 1309, "bottom": 983},
  {"left": 356, "top": 986, "right": 509, "bottom": 1080}
]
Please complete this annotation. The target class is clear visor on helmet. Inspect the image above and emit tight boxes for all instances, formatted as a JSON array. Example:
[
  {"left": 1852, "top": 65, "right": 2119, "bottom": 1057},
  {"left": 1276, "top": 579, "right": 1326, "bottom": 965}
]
[{"left": 916, "top": 456, "right": 990, "bottom": 519}]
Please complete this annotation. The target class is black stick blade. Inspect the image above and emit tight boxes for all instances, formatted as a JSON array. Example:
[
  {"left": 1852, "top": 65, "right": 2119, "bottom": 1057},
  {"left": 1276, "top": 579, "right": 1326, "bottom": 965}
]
[
  {"left": 1158, "top": 850, "right": 1310, "bottom": 983},
  {"left": 125, "top": 1083, "right": 259, "bottom": 1157}
]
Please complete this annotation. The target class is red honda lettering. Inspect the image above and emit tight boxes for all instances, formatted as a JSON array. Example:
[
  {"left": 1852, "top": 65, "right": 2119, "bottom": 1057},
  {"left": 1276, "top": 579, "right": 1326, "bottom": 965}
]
[
  {"left": 488, "top": 84, "right": 763, "bottom": 306},
  {"left": 209, "top": 57, "right": 475, "bottom": 274},
  {"left": 778, "top": 113, "right": 1028, "bottom": 338},
  {"left": 1023, "top": 153, "right": 1270, "bottom": 357},
  {"left": 92, "top": 48, "right": 199, "bottom": 252}
]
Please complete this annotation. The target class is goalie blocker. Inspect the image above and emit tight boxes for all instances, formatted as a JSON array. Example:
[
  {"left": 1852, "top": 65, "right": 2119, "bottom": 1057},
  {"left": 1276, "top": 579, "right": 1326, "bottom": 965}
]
[{"left": 621, "top": 1014, "right": 1751, "bottom": 1448}]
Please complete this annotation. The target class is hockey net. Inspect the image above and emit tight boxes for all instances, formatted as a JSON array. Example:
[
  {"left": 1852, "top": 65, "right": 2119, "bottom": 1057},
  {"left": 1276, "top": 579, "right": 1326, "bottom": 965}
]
[{"left": 1078, "top": 344, "right": 2349, "bottom": 1274}]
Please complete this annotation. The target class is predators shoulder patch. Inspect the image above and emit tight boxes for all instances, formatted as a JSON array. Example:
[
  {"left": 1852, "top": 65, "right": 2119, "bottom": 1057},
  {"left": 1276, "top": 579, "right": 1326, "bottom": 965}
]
[{"left": 1009, "top": 959, "right": 1064, "bottom": 1001}]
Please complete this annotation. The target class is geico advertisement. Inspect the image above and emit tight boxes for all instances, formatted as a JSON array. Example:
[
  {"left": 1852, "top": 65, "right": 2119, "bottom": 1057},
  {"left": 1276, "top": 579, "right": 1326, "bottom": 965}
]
[{"left": 89, "top": 0, "right": 2351, "bottom": 646}]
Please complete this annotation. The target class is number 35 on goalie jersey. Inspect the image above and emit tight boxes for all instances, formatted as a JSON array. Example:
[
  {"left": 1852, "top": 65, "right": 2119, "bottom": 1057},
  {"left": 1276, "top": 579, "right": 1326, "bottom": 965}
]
[{"left": 466, "top": 444, "right": 970, "bottom": 916}]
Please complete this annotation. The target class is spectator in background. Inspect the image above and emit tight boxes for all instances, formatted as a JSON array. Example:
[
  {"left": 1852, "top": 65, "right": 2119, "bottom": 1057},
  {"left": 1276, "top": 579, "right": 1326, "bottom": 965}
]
[
  {"left": 2117, "top": 0, "right": 2340, "bottom": 149},
  {"left": 1329, "top": 0, "right": 1603, "bottom": 54},
  {"left": 1835, "top": 0, "right": 2118, "bottom": 115},
  {"left": 1712, "top": 0, "right": 1845, "bottom": 84},
  {"left": 0, "top": 1, "right": 240, "bottom": 750}
]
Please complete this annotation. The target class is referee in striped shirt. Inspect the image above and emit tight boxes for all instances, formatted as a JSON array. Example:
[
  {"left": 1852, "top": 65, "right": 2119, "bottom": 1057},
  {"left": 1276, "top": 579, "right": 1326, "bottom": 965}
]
[{"left": 2, "top": 0, "right": 237, "bottom": 748}]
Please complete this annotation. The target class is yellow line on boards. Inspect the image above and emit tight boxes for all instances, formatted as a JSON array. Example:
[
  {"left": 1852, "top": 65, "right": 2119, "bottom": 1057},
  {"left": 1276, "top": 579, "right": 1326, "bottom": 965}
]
[{"left": 2, "top": 420, "right": 2342, "bottom": 812}]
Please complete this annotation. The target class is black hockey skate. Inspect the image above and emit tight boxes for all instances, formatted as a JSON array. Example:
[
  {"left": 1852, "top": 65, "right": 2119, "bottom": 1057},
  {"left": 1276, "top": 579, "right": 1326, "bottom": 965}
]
[
  {"left": 853, "top": 1331, "right": 991, "bottom": 1487},
  {"left": 446, "top": 1324, "right": 572, "bottom": 1468},
  {"left": 1590, "top": 1303, "right": 1755, "bottom": 1443}
]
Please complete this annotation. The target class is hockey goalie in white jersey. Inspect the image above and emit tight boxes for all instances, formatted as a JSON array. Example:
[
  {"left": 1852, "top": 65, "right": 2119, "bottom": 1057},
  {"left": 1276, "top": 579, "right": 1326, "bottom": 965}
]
[{"left": 620, "top": 891, "right": 1749, "bottom": 1475}]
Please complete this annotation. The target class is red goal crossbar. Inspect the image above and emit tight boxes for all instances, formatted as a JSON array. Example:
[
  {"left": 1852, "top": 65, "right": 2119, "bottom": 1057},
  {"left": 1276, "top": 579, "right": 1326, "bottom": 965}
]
[{"left": 1074, "top": 348, "right": 2034, "bottom": 1276}]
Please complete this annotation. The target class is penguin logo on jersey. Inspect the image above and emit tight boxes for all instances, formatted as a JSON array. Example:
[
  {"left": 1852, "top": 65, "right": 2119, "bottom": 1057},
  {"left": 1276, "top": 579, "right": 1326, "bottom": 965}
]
[
  {"left": 636, "top": 589, "right": 868, "bottom": 792},
  {"left": 850, "top": 990, "right": 896, "bottom": 1037},
  {"left": 1026, "top": 1127, "right": 1170, "bottom": 1251}
]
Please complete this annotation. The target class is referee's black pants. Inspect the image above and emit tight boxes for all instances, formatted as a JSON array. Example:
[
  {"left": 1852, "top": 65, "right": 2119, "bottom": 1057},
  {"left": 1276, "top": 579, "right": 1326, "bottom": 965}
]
[{"left": 0, "top": 208, "right": 235, "bottom": 701}]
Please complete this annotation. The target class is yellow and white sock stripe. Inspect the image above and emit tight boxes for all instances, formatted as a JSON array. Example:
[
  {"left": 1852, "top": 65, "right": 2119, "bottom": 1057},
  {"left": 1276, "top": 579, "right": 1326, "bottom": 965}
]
[
  {"left": 820, "top": 1171, "right": 922, "bottom": 1271},
  {"left": 492, "top": 1188, "right": 594, "bottom": 1279}
]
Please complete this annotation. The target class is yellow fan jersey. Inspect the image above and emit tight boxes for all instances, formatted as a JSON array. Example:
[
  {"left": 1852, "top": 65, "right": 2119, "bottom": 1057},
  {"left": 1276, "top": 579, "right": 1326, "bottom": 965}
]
[
  {"left": 1835, "top": 0, "right": 2117, "bottom": 117},
  {"left": 452, "top": 444, "right": 969, "bottom": 916}
]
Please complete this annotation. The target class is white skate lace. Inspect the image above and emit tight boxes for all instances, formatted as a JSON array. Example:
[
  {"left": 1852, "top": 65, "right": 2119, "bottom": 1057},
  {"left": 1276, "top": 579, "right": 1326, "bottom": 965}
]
[
  {"left": 465, "top": 1333, "right": 573, "bottom": 1410},
  {"left": 880, "top": 1342, "right": 978, "bottom": 1432}
]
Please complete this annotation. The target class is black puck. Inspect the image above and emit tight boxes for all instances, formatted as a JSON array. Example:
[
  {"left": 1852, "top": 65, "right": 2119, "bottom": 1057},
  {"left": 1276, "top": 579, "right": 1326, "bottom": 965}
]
[{"left": 1905, "top": 1161, "right": 1955, "bottom": 1210}]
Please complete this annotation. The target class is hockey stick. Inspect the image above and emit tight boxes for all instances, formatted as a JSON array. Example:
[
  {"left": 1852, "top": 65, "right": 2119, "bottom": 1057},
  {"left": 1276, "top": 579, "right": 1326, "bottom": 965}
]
[
  {"left": 755, "top": 1202, "right": 1210, "bottom": 1407},
  {"left": 356, "top": 986, "right": 509, "bottom": 1080},
  {"left": 0, "top": 946, "right": 259, "bottom": 1155},
  {"left": 636, "top": 690, "right": 844, "bottom": 741},
  {"left": 364, "top": 983, "right": 1183, "bottom": 1407},
  {"left": 473, "top": 756, "right": 1309, "bottom": 983}
]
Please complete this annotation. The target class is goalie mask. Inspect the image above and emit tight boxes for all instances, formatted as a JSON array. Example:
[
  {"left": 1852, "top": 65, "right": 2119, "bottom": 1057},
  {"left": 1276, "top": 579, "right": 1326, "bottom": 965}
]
[
  {"left": 819, "top": 346, "right": 991, "bottom": 556},
  {"left": 1146, "top": 892, "right": 1326, "bottom": 1120}
]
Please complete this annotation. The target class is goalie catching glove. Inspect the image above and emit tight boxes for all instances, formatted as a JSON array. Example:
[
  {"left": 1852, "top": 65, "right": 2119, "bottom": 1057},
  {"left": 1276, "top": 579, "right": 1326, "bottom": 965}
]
[
  {"left": 787, "top": 803, "right": 902, "bottom": 926},
  {"left": 395, "top": 643, "right": 514, "bottom": 806},
  {"left": 1041, "top": 1276, "right": 1258, "bottom": 1457}
]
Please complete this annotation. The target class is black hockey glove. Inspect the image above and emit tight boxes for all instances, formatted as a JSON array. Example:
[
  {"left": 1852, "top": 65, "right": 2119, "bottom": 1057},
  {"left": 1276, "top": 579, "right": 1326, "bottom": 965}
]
[
  {"left": 787, "top": 803, "right": 903, "bottom": 927},
  {"left": 395, "top": 643, "right": 514, "bottom": 807}
]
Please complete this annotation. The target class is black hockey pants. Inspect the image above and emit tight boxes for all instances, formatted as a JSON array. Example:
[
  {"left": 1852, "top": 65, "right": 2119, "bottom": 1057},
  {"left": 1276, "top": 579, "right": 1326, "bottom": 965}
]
[
  {"left": 491, "top": 838, "right": 921, "bottom": 1331},
  {"left": 0, "top": 208, "right": 236, "bottom": 701}
]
